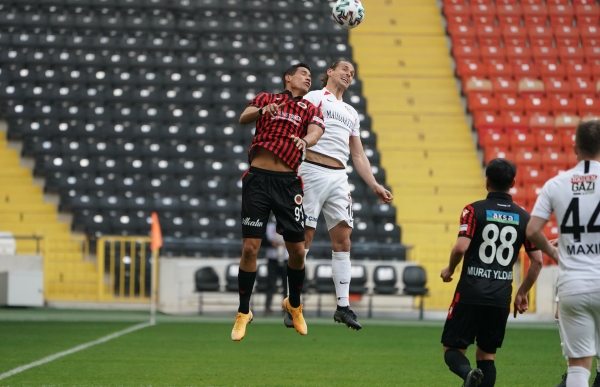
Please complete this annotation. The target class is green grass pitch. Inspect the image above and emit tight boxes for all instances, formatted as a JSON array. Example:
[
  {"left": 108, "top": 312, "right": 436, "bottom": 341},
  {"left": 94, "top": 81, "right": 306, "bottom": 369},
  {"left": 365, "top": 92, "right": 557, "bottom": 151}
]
[{"left": 0, "top": 311, "right": 570, "bottom": 387}]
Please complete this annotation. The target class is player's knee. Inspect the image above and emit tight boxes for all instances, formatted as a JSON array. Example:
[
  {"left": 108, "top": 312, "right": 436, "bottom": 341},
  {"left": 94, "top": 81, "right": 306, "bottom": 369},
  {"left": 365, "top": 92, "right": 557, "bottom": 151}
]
[
  {"left": 331, "top": 238, "right": 350, "bottom": 252},
  {"left": 241, "top": 242, "right": 260, "bottom": 261}
]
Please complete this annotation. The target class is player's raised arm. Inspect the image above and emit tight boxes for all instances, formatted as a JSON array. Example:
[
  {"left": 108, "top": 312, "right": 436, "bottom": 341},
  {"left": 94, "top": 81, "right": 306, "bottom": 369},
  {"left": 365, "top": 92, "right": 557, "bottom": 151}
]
[
  {"left": 349, "top": 136, "right": 393, "bottom": 204},
  {"left": 526, "top": 217, "right": 558, "bottom": 263}
]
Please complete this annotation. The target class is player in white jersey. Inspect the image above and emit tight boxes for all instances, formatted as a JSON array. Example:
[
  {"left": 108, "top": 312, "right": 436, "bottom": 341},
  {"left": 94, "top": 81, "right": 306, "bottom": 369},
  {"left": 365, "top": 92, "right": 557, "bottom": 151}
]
[
  {"left": 295, "top": 60, "right": 393, "bottom": 330},
  {"left": 527, "top": 121, "right": 600, "bottom": 387}
]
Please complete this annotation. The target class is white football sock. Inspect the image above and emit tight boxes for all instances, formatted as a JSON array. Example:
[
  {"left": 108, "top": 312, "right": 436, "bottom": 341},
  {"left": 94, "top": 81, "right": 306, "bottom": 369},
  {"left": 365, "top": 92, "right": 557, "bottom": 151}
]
[
  {"left": 567, "top": 366, "right": 590, "bottom": 387},
  {"left": 332, "top": 251, "right": 351, "bottom": 307},
  {"left": 556, "top": 318, "right": 569, "bottom": 366}
]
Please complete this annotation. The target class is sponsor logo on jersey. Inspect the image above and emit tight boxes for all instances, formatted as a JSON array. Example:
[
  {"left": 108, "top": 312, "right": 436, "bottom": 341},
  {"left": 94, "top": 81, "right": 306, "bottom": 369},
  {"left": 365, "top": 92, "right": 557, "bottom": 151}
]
[
  {"left": 297, "top": 102, "right": 307, "bottom": 109},
  {"left": 294, "top": 194, "right": 303, "bottom": 205},
  {"left": 313, "top": 116, "right": 324, "bottom": 126},
  {"left": 324, "top": 110, "right": 354, "bottom": 128},
  {"left": 242, "top": 218, "right": 263, "bottom": 227},
  {"left": 460, "top": 224, "right": 468, "bottom": 232},
  {"left": 486, "top": 210, "right": 519, "bottom": 225},
  {"left": 305, "top": 215, "right": 318, "bottom": 222},
  {"left": 571, "top": 174, "right": 597, "bottom": 195}
]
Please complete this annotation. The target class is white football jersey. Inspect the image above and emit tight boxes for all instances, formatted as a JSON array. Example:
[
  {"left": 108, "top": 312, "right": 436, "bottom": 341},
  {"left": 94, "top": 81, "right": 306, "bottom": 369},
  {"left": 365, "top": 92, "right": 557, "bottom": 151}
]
[
  {"left": 532, "top": 160, "right": 600, "bottom": 294},
  {"left": 303, "top": 88, "right": 360, "bottom": 167}
]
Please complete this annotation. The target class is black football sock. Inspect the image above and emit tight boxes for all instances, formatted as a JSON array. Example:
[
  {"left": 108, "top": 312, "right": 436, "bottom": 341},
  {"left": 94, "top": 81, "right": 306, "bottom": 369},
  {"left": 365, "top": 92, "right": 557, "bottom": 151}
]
[
  {"left": 286, "top": 265, "right": 305, "bottom": 308},
  {"left": 477, "top": 360, "right": 496, "bottom": 387},
  {"left": 444, "top": 349, "right": 472, "bottom": 380},
  {"left": 337, "top": 305, "right": 349, "bottom": 311},
  {"left": 237, "top": 268, "right": 256, "bottom": 314}
]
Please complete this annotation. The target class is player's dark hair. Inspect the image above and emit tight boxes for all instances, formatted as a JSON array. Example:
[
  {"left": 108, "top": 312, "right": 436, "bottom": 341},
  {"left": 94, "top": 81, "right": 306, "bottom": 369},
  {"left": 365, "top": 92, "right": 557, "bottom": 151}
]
[
  {"left": 320, "top": 61, "right": 344, "bottom": 88},
  {"left": 575, "top": 120, "right": 600, "bottom": 158},
  {"left": 486, "top": 158, "right": 517, "bottom": 192},
  {"left": 282, "top": 62, "right": 311, "bottom": 89}
]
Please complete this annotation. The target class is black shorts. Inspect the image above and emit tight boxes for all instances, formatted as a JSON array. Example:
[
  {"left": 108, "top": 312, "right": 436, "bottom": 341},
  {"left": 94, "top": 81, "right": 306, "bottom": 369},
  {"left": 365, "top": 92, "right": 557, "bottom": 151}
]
[
  {"left": 241, "top": 166, "right": 305, "bottom": 243},
  {"left": 441, "top": 295, "right": 510, "bottom": 354}
]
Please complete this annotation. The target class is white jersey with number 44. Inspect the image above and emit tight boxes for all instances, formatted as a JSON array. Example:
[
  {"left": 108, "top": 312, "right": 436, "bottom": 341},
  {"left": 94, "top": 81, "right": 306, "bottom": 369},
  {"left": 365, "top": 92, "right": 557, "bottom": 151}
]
[
  {"left": 302, "top": 88, "right": 360, "bottom": 167},
  {"left": 532, "top": 160, "right": 600, "bottom": 293}
]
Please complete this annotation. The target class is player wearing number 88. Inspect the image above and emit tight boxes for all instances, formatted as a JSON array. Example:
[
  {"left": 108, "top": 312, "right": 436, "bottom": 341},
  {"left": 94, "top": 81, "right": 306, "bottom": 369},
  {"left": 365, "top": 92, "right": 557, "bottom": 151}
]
[
  {"left": 440, "top": 158, "right": 543, "bottom": 387},
  {"left": 527, "top": 121, "right": 600, "bottom": 387}
]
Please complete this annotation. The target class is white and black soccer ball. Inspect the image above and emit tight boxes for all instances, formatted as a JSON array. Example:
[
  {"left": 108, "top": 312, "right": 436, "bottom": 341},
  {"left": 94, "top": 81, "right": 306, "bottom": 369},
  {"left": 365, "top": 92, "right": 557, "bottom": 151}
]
[{"left": 331, "top": 0, "right": 365, "bottom": 30}]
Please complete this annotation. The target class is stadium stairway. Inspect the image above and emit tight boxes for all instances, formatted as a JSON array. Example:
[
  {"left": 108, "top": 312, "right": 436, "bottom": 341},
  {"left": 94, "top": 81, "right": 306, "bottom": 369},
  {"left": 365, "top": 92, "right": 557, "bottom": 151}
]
[
  {"left": 0, "top": 123, "right": 98, "bottom": 301},
  {"left": 350, "top": 0, "right": 486, "bottom": 309}
]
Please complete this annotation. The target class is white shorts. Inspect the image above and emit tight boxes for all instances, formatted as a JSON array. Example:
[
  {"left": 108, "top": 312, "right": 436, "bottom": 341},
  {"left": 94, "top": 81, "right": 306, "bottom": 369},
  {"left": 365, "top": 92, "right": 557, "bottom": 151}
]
[
  {"left": 558, "top": 291, "right": 600, "bottom": 358},
  {"left": 298, "top": 161, "right": 353, "bottom": 231}
]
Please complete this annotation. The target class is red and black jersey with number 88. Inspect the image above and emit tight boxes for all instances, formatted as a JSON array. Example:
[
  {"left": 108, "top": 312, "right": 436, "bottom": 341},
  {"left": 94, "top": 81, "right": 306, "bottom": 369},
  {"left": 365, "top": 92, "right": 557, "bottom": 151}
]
[
  {"left": 248, "top": 90, "right": 325, "bottom": 172},
  {"left": 455, "top": 192, "right": 539, "bottom": 307}
]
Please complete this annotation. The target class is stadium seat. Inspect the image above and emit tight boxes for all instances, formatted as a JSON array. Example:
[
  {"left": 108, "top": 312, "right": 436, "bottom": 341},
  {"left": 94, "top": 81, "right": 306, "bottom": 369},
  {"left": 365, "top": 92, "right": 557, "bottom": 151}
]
[
  {"left": 402, "top": 265, "right": 428, "bottom": 320},
  {"left": 225, "top": 264, "right": 239, "bottom": 292}
]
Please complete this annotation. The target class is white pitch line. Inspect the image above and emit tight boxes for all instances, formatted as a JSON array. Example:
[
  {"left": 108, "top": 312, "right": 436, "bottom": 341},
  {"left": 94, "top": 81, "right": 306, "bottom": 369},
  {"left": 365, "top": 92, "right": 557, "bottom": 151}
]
[{"left": 0, "top": 321, "right": 153, "bottom": 381}]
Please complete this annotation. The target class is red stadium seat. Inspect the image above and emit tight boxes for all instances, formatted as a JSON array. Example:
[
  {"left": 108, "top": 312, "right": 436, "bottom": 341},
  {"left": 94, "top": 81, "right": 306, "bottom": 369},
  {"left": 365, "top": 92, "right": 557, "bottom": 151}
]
[
  {"left": 474, "top": 113, "right": 504, "bottom": 134},
  {"left": 554, "top": 26, "right": 581, "bottom": 48},
  {"left": 524, "top": 97, "right": 551, "bottom": 115},
  {"left": 465, "top": 78, "right": 493, "bottom": 97},
  {"left": 545, "top": 79, "right": 571, "bottom": 99},
  {"left": 453, "top": 46, "right": 481, "bottom": 62},
  {"left": 481, "top": 46, "right": 506, "bottom": 65},
  {"left": 484, "top": 149, "right": 514, "bottom": 164},
  {"left": 542, "top": 152, "right": 568, "bottom": 170},
  {"left": 530, "top": 115, "right": 556, "bottom": 134},
  {"left": 525, "top": 186, "right": 542, "bottom": 207},
  {"left": 496, "top": 0, "right": 520, "bottom": 5},
  {"left": 523, "top": 5, "right": 548, "bottom": 27},
  {"left": 444, "top": 4, "right": 470, "bottom": 18},
  {"left": 581, "top": 25, "right": 600, "bottom": 48},
  {"left": 571, "top": 79, "right": 596, "bottom": 98},
  {"left": 549, "top": 4, "right": 575, "bottom": 26},
  {"left": 470, "top": 0, "right": 493, "bottom": 4},
  {"left": 499, "top": 96, "right": 525, "bottom": 115},
  {"left": 458, "top": 62, "right": 487, "bottom": 81},
  {"left": 493, "top": 78, "right": 518, "bottom": 97},
  {"left": 551, "top": 97, "right": 578, "bottom": 116},
  {"left": 555, "top": 114, "right": 581, "bottom": 134},
  {"left": 528, "top": 26, "right": 554, "bottom": 48},
  {"left": 476, "top": 25, "right": 502, "bottom": 46},
  {"left": 576, "top": 5, "right": 600, "bottom": 27},
  {"left": 508, "top": 186, "right": 528, "bottom": 207},
  {"left": 573, "top": 0, "right": 597, "bottom": 5},
  {"left": 593, "top": 65, "right": 600, "bottom": 82},
  {"left": 519, "top": 167, "right": 549, "bottom": 187},
  {"left": 469, "top": 94, "right": 499, "bottom": 114},
  {"left": 471, "top": 4, "right": 496, "bottom": 27},
  {"left": 504, "top": 114, "right": 529, "bottom": 133},
  {"left": 561, "top": 131, "right": 576, "bottom": 150},
  {"left": 449, "top": 25, "right": 477, "bottom": 46},
  {"left": 578, "top": 97, "right": 600, "bottom": 116},
  {"left": 516, "top": 152, "right": 543, "bottom": 169},
  {"left": 536, "top": 131, "right": 563, "bottom": 152},
  {"left": 497, "top": 4, "right": 523, "bottom": 27},
  {"left": 566, "top": 64, "right": 592, "bottom": 82},
  {"left": 518, "top": 79, "right": 545, "bottom": 98},
  {"left": 506, "top": 46, "right": 531, "bottom": 66},
  {"left": 480, "top": 132, "right": 509, "bottom": 148},
  {"left": 540, "top": 62, "right": 566, "bottom": 82},
  {"left": 446, "top": 14, "right": 471, "bottom": 28},
  {"left": 509, "top": 132, "right": 536, "bottom": 152},
  {"left": 532, "top": 46, "right": 559, "bottom": 66},
  {"left": 559, "top": 46, "right": 585, "bottom": 66},
  {"left": 443, "top": 0, "right": 468, "bottom": 5},
  {"left": 513, "top": 63, "right": 540, "bottom": 79},
  {"left": 587, "top": 47, "right": 600, "bottom": 64},
  {"left": 488, "top": 62, "right": 513, "bottom": 78},
  {"left": 502, "top": 26, "right": 528, "bottom": 47}
]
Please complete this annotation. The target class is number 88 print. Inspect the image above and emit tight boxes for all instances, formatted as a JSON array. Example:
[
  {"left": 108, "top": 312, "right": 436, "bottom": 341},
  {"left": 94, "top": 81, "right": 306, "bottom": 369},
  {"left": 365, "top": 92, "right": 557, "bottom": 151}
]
[{"left": 479, "top": 224, "right": 518, "bottom": 266}]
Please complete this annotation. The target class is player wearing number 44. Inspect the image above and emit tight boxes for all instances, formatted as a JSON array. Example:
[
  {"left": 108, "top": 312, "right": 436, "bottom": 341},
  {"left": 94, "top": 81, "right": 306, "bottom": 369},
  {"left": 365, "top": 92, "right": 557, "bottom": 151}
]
[
  {"left": 527, "top": 121, "right": 600, "bottom": 387},
  {"left": 440, "top": 158, "right": 543, "bottom": 387}
]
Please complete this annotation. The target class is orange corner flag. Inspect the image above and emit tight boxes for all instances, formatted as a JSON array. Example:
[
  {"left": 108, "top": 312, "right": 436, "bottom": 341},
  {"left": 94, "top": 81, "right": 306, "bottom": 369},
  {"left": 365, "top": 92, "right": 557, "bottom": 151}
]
[{"left": 150, "top": 212, "right": 163, "bottom": 251}]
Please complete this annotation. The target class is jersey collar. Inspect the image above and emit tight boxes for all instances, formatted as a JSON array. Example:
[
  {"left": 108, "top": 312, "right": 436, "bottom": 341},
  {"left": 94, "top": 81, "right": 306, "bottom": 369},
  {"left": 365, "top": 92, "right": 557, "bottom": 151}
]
[
  {"left": 323, "top": 87, "right": 343, "bottom": 102},
  {"left": 487, "top": 192, "right": 512, "bottom": 201},
  {"left": 281, "top": 89, "right": 303, "bottom": 100}
]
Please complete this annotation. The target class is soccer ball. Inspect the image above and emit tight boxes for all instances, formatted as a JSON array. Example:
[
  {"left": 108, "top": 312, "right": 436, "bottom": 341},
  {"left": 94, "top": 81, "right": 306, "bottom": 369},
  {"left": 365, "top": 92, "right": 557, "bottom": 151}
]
[{"left": 331, "top": 0, "right": 365, "bottom": 30}]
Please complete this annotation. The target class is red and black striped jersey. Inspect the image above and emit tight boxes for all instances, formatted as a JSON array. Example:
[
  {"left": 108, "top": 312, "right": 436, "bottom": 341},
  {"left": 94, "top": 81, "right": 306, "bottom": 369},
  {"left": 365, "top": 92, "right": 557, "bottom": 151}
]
[
  {"left": 455, "top": 192, "right": 538, "bottom": 307},
  {"left": 248, "top": 90, "right": 325, "bottom": 172}
]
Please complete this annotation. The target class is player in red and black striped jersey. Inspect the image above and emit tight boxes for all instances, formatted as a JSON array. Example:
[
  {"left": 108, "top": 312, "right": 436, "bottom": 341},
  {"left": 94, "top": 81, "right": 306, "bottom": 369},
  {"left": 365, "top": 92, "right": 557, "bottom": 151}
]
[
  {"left": 440, "top": 159, "right": 543, "bottom": 387},
  {"left": 231, "top": 63, "right": 325, "bottom": 341}
]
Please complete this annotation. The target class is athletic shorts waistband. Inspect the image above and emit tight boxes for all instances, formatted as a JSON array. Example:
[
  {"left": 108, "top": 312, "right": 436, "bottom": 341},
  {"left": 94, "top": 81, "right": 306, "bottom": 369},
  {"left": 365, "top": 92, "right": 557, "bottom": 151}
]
[
  {"left": 249, "top": 166, "right": 297, "bottom": 177},
  {"left": 304, "top": 160, "right": 345, "bottom": 170}
]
